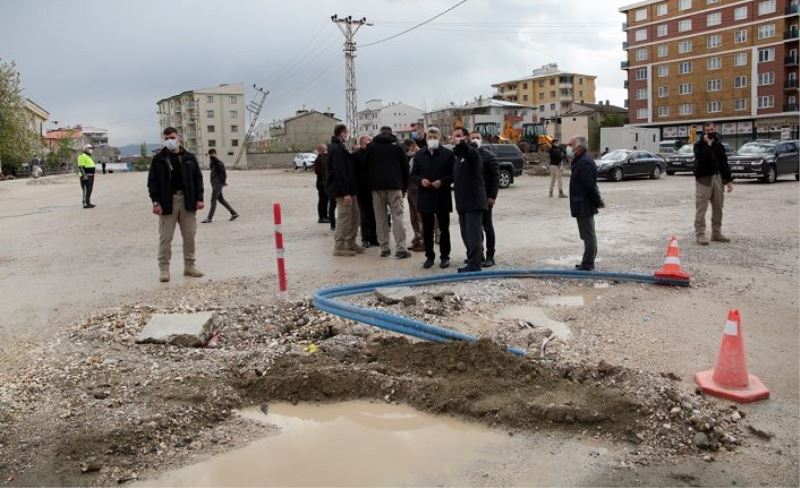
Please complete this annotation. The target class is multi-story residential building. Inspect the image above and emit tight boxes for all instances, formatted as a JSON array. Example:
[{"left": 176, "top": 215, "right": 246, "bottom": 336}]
[
  {"left": 620, "top": 0, "right": 799, "bottom": 147},
  {"left": 357, "top": 99, "right": 424, "bottom": 138},
  {"left": 157, "top": 83, "right": 246, "bottom": 167},
  {"left": 491, "top": 63, "right": 598, "bottom": 122},
  {"left": 268, "top": 109, "right": 340, "bottom": 152}
]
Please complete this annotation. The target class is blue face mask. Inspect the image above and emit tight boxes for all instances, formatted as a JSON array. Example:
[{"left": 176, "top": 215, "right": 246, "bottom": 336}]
[{"left": 566, "top": 146, "right": 574, "bottom": 158}]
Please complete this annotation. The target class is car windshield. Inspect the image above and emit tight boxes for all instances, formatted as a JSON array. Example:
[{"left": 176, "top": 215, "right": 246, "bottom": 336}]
[
  {"left": 600, "top": 150, "right": 629, "bottom": 162},
  {"left": 677, "top": 145, "right": 693, "bottom": 154},
  {"left": 737, "top": 144, "right": 773, "bottom": 155}
]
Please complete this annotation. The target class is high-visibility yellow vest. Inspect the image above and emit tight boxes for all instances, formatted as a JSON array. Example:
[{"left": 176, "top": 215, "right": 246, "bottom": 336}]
[{"left": 77, "top": 153, "right": 96, "bottom": 169}]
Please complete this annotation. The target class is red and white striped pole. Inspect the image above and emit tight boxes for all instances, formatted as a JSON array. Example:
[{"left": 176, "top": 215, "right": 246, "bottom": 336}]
[{"left": 273, "top": 202, "right": 287, "bottom": 292}]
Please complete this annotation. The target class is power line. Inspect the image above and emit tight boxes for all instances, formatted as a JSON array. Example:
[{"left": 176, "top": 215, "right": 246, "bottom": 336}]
[{"left": 360, "top": 0, "right": 468, "bottom": 48}]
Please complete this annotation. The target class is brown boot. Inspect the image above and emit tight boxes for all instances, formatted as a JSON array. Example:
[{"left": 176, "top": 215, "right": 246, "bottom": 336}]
[
  {"left": 696, "top": 235, "right": 710, "bottom": 246},
  {"left": 333, "top": 248, "right": 356, "bottom": 257},
  {"left": 348, "top": 243, "right": 366, "bottom": 254},
  {"left": 159, "top": 269, "right": 170, "bottom": 282},
  {"left": 711, "top": 234, "right": 731, "bottom": 243},
  {"left": 184, "top": 262, "right": 204, "bottom": 277}
]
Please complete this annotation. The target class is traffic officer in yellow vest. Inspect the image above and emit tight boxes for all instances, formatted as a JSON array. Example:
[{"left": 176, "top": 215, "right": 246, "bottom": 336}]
[{"left": 77, "top": 144, "right": 96, "bottom": 208}]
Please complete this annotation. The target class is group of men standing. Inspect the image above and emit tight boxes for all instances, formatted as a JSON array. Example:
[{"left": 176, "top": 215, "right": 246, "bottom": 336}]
[{"left": 320, "top": 122, "right": 500, "bottom": 273}]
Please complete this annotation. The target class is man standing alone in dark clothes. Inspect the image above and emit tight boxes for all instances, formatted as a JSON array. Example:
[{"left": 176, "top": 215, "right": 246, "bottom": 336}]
[
  {"left": 326, "top": 124, "right": 362, "bottom": 256},
  {"left": 693, "top": 121, "right": 733, "bottom": 245},
  {"left": 202, "top": 148, "right": 239, "bottom": 223},
  {"left": 548, "top": 139, "right": 567, "bottom": 198},
  {"left": 567, "top": 135, "right": 605, "bottom": 271},
  {"left": 313, "top": 144, "right": 332, "bottom": 226}
]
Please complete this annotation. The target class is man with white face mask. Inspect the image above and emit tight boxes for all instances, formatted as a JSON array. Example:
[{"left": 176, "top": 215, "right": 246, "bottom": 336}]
[
  {"left": 147, "top": 127, "right": 205, "bottom": 282},
  {"left": 77, "top": 144, "right": 96, "bottom": 208}
]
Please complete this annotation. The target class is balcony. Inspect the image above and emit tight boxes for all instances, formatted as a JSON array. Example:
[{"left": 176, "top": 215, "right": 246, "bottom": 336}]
[
  {"left": 560, "top": 82, "right": 573, "bottom": 88},
  {"left": 787, "top": 3, "right": 799, "bottom": 14},
  {"left": 624, "top": 80, "right": 630, "bottom": 88},
  {"left": 786, "top": 54, "right": 799, "bottom": 65},
  {"left": 785, "top": 78, "right": 799, "bottom": 89},
  {"left": 622, "top": 41, "right": 628, "bottom": 50},
  {"left": 502, "top": 89, "right": 518, "bottom": 97},
  {"left": 784, "top": 103, "right": 799, "bottom": 112},
  {"left": 785, "top": 29, "right": 799, "bottom": 40},
  {"left": 624, "top": 99, "right": 629, "bottom": 108},
  {"left": 621, "top": 60, "right": 629, "bottom": 69},
  {"left": 622, "top": 22, "right": 628, "bottom": 31}
]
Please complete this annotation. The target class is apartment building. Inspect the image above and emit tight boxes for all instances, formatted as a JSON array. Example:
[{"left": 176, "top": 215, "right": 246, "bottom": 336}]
[
  {"left": 357, "top": 99, "right": 424, "bottom": 138},
  {"left": 491, "top": 63, "right": 597, "bottom": 122},
  {"left": 620, "top": 0, "right": 799, "bottom": 146},
  {"left": 157, "top": 83, "right": 246, "bottom": 168}
]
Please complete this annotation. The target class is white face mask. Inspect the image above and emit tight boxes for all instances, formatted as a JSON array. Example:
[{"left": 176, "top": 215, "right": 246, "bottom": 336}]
[
  {"left": 566, "top": 146, "right": 574, "bottom": 158},
  {"left": 164, "top": 138, "right": 180, "bottom": 151},
  {"left": 85, "top": 148, "right": 93, "bottom": 154},
  {"left": 470, "top": 138, "right": 482, "bottom": 148},
  {"left": 427, "top": 138, "right": 440, "bottom": 150}
]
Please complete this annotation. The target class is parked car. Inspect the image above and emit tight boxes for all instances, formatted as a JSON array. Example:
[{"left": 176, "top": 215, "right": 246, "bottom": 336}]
[
  {"left": 293, "top": 152, "right": 317, "bottom": 171},
  {"left": 596, "top": 149, "right": 665, "bottom": 181},
  {"left": 728, "top": 141, "right": 799, "bottom": 183},
  {"left": 666, "top": 142, "right": 733, "bottom": 175},
  {"left": 483, "top": 143, "right": 525, "bottom": 189},
  {"left": 658, "top": 139, "right": 683, "bottom": 159}
]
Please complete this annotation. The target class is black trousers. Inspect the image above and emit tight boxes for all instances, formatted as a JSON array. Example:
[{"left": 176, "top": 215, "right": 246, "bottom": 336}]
[
  {"left": 207, "top": 183, "right": 237, "bottom": 220},
  {"left": 482, "top": 206, "right": 495, "bottom": 259},
  {"left": 422, "top": 212, "right": 450, "bottom": 260},
  {"left": 328, "top": 196, "right": 337, "bottom": 229},
  {"left": 576, "top": 216, "right": 597, "bottom": 268},
  {"left": 316, "top": 183, "right": 329, "bottom": 221},
  {"left": 357, "top": 190, "right": 378, "bottom": 244},
  {"left": 80, "top": 175, "right": 94, "bottom": 206},
  {"left": 459, "top": 211, "right": 484, "bottom": 269}
]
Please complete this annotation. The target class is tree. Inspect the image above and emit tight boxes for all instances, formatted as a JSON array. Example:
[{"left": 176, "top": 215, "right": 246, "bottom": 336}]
[
  {"left": 0, "top": 60, "right": 38, "bottom": 174},
  {"left": 601, "top": 113, "right": 626, "bottom": 128},
  {"left": 135, "top": 142, "right": 151, "bottom": 171}
]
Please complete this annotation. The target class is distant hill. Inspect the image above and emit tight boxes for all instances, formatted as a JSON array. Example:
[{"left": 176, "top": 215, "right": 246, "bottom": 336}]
[{"left": 118, "top": 143, "right": 161, "bottom": 157}]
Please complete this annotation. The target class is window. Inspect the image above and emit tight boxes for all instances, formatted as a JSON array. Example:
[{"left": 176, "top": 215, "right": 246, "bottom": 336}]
[
  {"left": 637, "top": 88, "right": 648, "bottom": 100},
  {"left": 758, "top": 0, "right": 776, "bottom": 15},
  {"left": 636, "top": 68, "right": 648, "bottom": 80},
  {"left": 735, "top": 98, "right": 747, "bottom": 111},
  {"left": 734, "top": 6, "right": 748, "bottom": 20},
  {"left": 550, "top": 103, "right": 556, "bottom": 110},
  {"left": 231, "top": 125, "right": 238, "bottom": 133},
  {"left": 230, "top": 110, "right": 238, "bottom": 118},
  {"left": 637, "top": 48, "right": 648, "bottom": 61},
  {"left": 707, "top": 0, "right": 720, "bottom": 3},
  {"left": 208, "top": 139, "right": 216, "bottom": 147},
  {"left": 707, "top": 12, "right": 722, "bottom": 27},
  {"left": 707, "top": 34, "right": 721, "bottom": 48},
  {"left": 538, "top": 104, "right": 545, "bottom": 111},
  {"left": 539, "top": 80, "right": 544, "bottom": 87},
  {"left": 207, "top": 125, "right": 215, "bottom": 133},
  {"left": 757, "top": 24, "right": 776, "bottom": 39},
  {"left": 708, "top": 101, "right": 721, "bottom": 113},
  {"left": 678, "top": 19, "right": 692, "bottom": 33},
  {"left": 679, "top": 0, "right": 692, "bottom": 10},
  {"left": 229, "top": 96, "right": 237, "bottom": 104},
  {"left": 579, "top": 77, "right": 584, "bottom": 85},
  {"left": 206, "top": 110, "right": 214, "bottom": 118},
  {"left": 550, "top": 78, "right": 555, "bottom": 85},
  {"left": 735, "top": 29, "right": 747, "bottom": 43},
  {"left": 708, "top": 57, "right": 721, "bottom": 70},
  {"left": 657, "top": 24, "right": 668, "bottom": 37},
  {"left": 679, "top": 104, "right": 694, "bottom": 115},
  {"left": 635, "top": 29, "right": 648, "bottom": 41},
  {"left": 758, "top": 72, "right": 775, "bottom": 85},
  {"left": 758, "top": 48, "right": 775, "bottom": 63},
  {"left": 658, "top": 85, "right": 669, "bottom": 97},
  {"left": 206, "top": 95, "right": 214, "bottom": 103},
  {"left": 231, "top": 139, "right": 239, "bottom": 147},
  {"left": 550, "top": 91, "right": 556, "bottom": 97},
  {"left": 658, "top": 105, "right": 670, "bottom": 117},
  {"left": 523, "top": 94, "right": 529, "bottom": 101},
  {"left": 635, "top": 8, "right": 648, "bottom": 21},
  {"left": 658, "top": 65, "right": 669, "bottom": 77},
  {"left": 734, "top": 52, "right": 748, "bottom": 66},
  {"left": 539, "top": 92, "right": 544, "bottom": 99},
  {"left": 734, "top": 75, "right": 748, "bottom": 88},
  {"left": 679, "top": 40, "right": 693, "bottom": 53},
  {"left": 657, "top": 3, "right": 667, "bottom": 15},
  {"left": 636, "top": 108, "right": 648, "bottom": 119},
  {"left": 658, "top": 44, "right": 669, "bottom": 57},
  {"left": 708, "top": 79, "right": 721, "bottom": 91},
  {"left": 679, "top": 83, "right": 693, "bottom": 94},
  {"left": 757, "top": 95, "right": 774, "bottom": 108},
  {"left": 680, "top": 61, "right": 692, "bottom": 74}
]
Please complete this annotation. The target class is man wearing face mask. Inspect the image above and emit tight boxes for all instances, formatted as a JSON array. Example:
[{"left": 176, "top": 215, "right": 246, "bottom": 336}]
[
  {"left": 326, "top": 124, "right": 362, "bottom": 256},
  {"left": 567, "top": 135, "right": 605, "bottom": 271},
  {"left": 410, "top": 127, "right": 454, "bottom": 269},
  {"left": 411, "top": 122, "right": 427, "bottom": 149},
  {"left": 147, "top": 127, "right": 205, "bottom": 282},
  {"left": 353, "top": 135, "right": 379, "bottom": 248},
  {"left": 77, "top": 144, "right": 96, "bottom": 208},
  {"left": 403, "top": 139, "right": 425, "bottom": 252},
  {"left": 693, "top": 121, "right": 733, "bottom": 246},
  {"left": 548, "top": 139, "right": 567, "bottom": 198},
  {"left": 469, "top": 130, "right": 500, "bottom": 267},
  {"left": 451, "top": 127, "right": 487, "bottom": 273}
]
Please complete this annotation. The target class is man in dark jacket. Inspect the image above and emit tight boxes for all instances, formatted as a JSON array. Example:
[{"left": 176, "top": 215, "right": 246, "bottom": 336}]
[
  {"left": 451, "top": 127, "right": 487, "bottom": 273},
  {"left": 326, "top": 124, "right": 362, "bottom": 256},
  {"left": 313, "top": 144, "right": 334, "bottom": 228},
  {"left": 147, "top": 127, "right": 205, "bottom": 282},
  {"left": 354, "top": 135, "right": 379, "bottom": 248},
  {"left": 403, "top": 139, "right": 425, "bottom": 252},
  {"left": 693, "top": 122, "right": 733, "bottom": 245},
  {"left": 548, "top": 139, "right": 567, "bottom": 198},
  {"left": 567, "top": 135, "right": 605, "bottom": 271},
  {"left": 410, "top": 127, "right": 454, "bottom": 269},
  {"left": 367, "top": 127, "right": 411, "bottom": 258},
  {"left": 469, "top": 130, "right": 500, "bottom": 267},
  {"left": 202, "top": 148, "right": 239, "bottom": 223}
]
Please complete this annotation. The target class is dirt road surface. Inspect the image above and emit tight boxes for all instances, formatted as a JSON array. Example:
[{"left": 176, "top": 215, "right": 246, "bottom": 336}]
[{"left": 0, "top": 168, "right": 797, "bottom": 486}]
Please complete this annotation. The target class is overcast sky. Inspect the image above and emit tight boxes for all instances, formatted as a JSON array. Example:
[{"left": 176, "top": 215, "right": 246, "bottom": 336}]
[{"left": 2, "top": 0, "right": 630, "bottom": 146}]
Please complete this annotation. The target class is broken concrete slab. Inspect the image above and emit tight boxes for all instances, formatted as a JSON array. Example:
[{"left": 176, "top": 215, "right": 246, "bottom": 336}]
[
  {"left": 136, "top": 312, "right": 215, "bottom": 347},
  {"left": 374, "top": 287, "right": 417, "bottom": 305}
]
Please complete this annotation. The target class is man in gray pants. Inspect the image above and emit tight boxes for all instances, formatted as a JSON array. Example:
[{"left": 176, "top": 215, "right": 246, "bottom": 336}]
[
  {"left": 567, "top": 135, "right": 605, "bottom": 271},
  {"left": 693, "top": 122, "right": 733, "bottom": 245}
]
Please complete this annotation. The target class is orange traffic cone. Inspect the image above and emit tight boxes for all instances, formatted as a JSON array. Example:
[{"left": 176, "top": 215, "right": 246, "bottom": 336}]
[
  {"left": 694, "top": 309, "right": 770, "bottom": 403},
  {"left": 654, "top": 236, "right": 690, "bottom": 285}
]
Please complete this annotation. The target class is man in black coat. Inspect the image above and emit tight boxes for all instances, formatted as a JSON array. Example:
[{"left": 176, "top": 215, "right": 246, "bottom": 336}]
[
  {"left": 451, "top": 127, "right": 488, "bottom": 273},
  {"left": 147, "top": 126, "right": 205, "bottom": 282},
  {"left": 693, "top": 121, "right": 733, "bottom": 245},
  {"left": 567, "top": 135, "right": 605, "bottom": 271},
  {"left": 326, "top": 124, "right": 362, "bottom": 257},
  {"left": 202, "top": 148, "right": 239, "bottom": 223},
  {"left": 410, "top": 127, "right": 454, "bottom": 269},
  {"left": 367, "top": 127, "right": 411, "bottom": 258},
  {"left": 469, "top": 130, "right": 500, "bottom": 267},
  {"left": 353, "top": 135, "right": 378, "bottom": 247},
  {"left": 313, "top": 144, "right": 333, "bottom": 227}
]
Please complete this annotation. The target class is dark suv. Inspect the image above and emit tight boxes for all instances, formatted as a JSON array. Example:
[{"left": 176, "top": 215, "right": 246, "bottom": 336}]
[
  {"left": 728, "top": 141, "right": 800, "bottom": 183},
  {"left": 484, "top": 143, "right": 525, "bottom": 188},
  {"left": 666, "top": 142, "right": 733, "bottom": 175}
]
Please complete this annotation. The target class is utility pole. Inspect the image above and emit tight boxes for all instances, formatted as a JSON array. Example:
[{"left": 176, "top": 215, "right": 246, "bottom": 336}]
[
  {"left": 234, "top": 84, "right": 268, "bottom": 168},
  {"left": 331, "top": 14, "right": 370, "bottom": 141}
]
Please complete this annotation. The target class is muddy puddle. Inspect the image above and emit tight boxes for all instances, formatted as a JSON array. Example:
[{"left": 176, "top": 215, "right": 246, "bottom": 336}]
[{"left": 143, "top": 401, "right": 617, "bottom": 487}]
